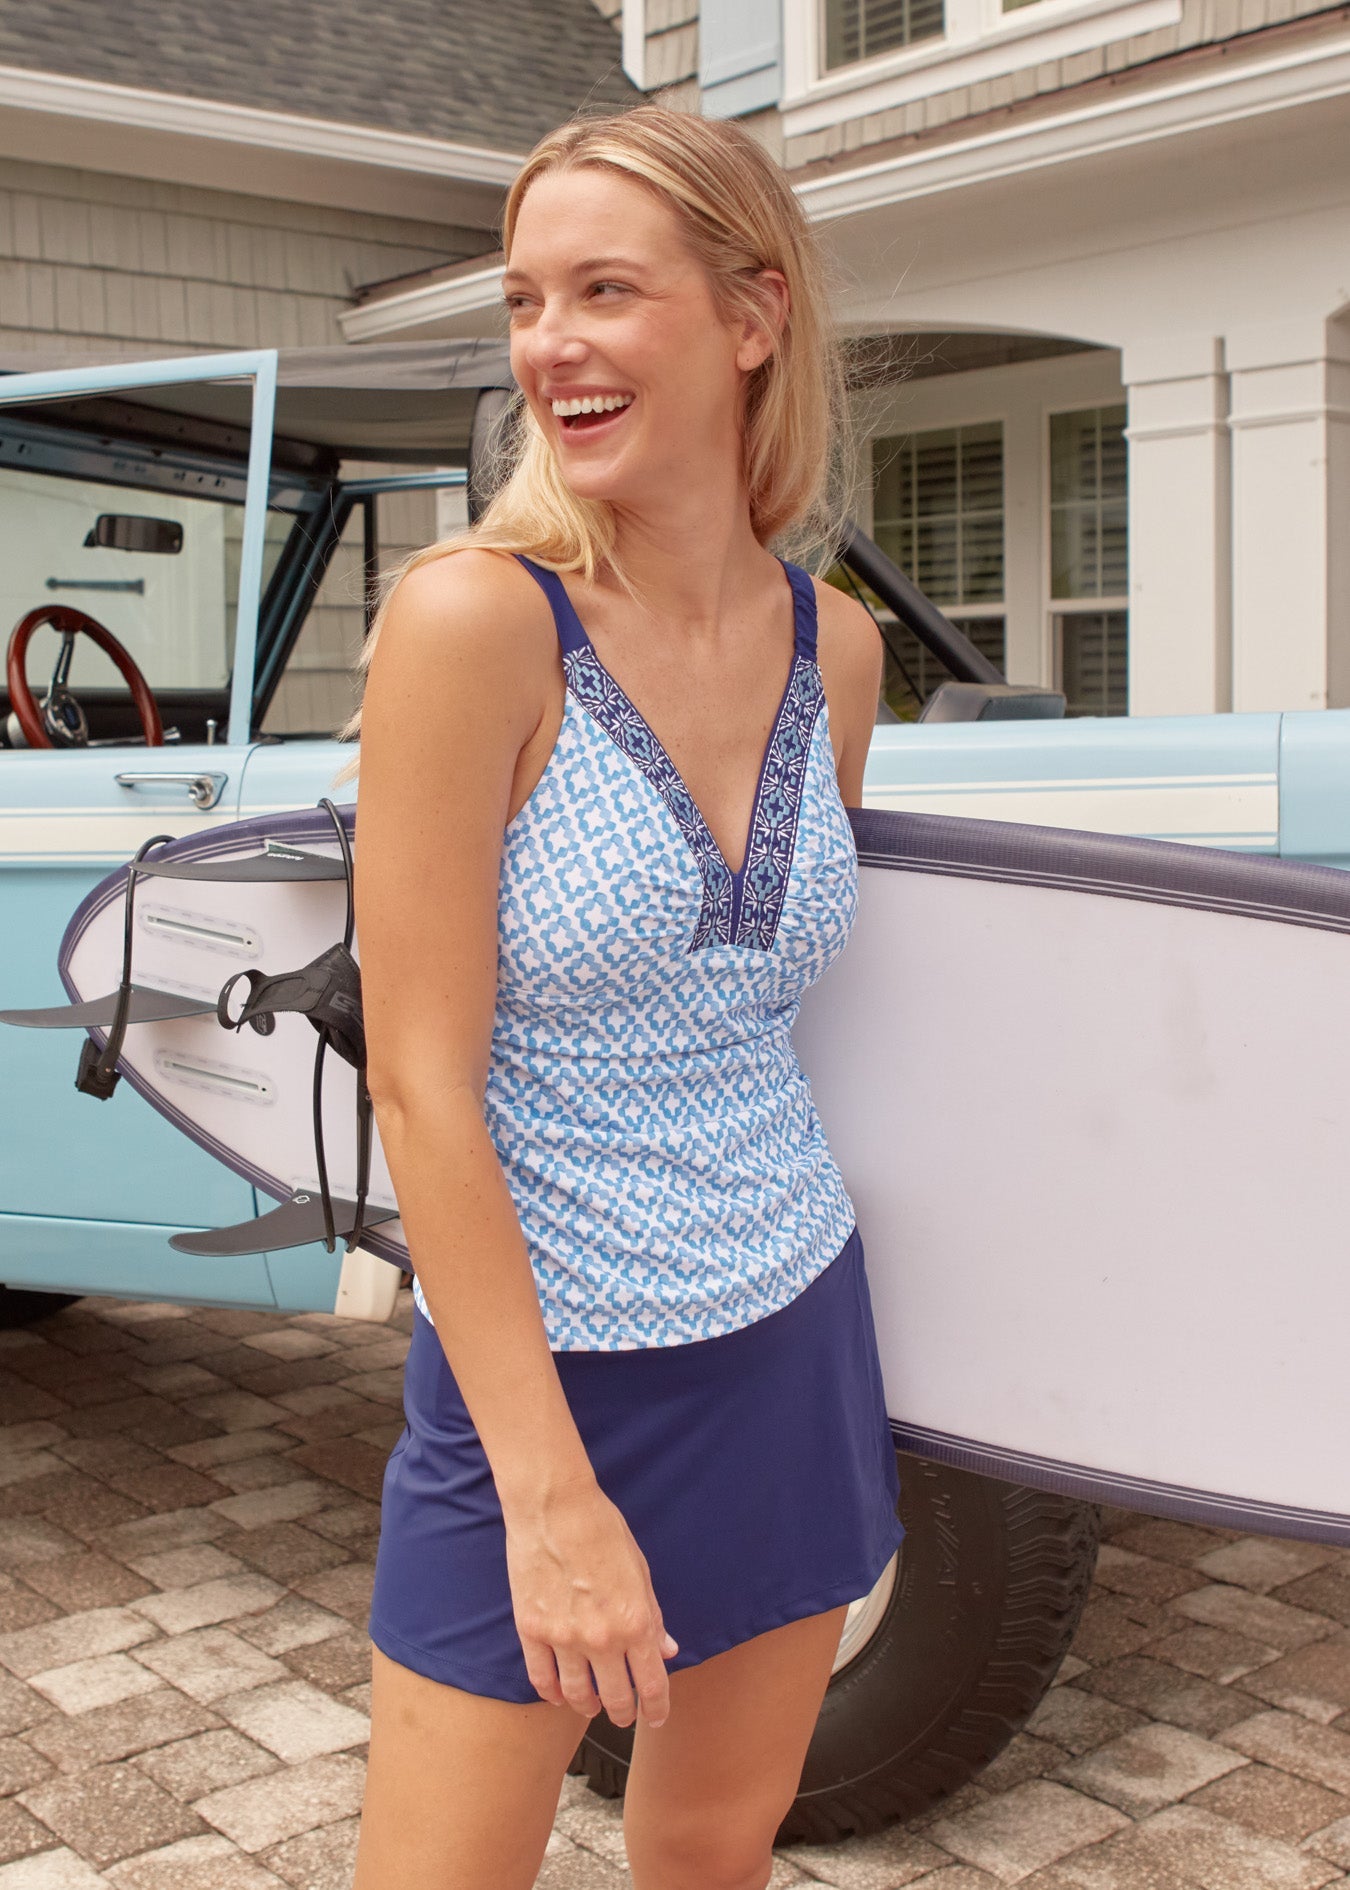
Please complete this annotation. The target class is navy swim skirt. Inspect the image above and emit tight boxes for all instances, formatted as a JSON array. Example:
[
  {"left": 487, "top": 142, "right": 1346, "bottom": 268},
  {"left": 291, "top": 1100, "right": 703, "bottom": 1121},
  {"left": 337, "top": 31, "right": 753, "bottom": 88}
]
[{"left": 368, "top": 1224, "right": 905, "bottom": 1703}]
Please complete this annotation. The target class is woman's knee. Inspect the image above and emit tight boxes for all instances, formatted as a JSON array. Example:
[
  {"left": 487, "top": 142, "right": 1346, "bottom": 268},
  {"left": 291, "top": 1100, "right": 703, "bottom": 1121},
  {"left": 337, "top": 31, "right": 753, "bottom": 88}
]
[{"left": 624, "top": 1798, "right": 784, "bottom": 1890}]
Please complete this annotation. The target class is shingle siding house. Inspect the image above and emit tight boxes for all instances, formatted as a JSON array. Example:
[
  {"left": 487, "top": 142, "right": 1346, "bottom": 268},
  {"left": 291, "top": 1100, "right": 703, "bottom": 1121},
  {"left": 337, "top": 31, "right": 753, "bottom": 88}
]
[
  {"left": 353, "top": 0, "right": 1350, "bottom": 723},
  {"left": 0, "top": 1, "right": 634, "bottom": 360}
]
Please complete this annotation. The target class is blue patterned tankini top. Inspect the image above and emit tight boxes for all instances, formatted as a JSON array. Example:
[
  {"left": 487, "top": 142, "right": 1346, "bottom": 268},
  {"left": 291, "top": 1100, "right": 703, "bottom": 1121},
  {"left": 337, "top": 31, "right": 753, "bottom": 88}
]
[{"left": 411, "top": 552, "right": 859, "bottom": 1349}]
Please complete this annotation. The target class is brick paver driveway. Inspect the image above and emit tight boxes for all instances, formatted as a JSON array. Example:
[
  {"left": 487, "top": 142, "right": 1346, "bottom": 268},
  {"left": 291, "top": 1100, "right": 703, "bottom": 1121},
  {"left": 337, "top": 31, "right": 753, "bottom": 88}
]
[{"left": 0, "top": 1289, "right": 1347, "bottom": 1889}]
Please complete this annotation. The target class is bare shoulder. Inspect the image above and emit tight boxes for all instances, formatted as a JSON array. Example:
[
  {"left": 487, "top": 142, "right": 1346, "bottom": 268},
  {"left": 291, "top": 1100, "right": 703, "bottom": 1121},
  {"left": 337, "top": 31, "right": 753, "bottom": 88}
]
[
  {"left": 811, "top": 575, "right": 883, "bottom": 689},
  {"left": 809, "top": 575, "right": 883, "bottom": 804},
  {"left": 373, "top": 547, "right": 554, "bottom": 692}
]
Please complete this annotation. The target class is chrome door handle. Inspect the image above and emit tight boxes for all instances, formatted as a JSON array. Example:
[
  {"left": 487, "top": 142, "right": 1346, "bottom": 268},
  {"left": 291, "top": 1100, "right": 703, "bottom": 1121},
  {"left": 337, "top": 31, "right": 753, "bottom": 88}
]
[{"left": 114, "top": 771, "right": 228, "bottom": 810}]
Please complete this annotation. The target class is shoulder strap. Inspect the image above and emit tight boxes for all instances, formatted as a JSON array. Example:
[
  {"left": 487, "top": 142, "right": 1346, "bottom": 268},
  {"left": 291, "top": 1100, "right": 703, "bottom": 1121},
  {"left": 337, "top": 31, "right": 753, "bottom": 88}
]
[
  {"left": 779, "top": 559, "right": 819, "bottom": 664},
  {"left": 514, "top": 553, "right": 589, "bottom": 657}
]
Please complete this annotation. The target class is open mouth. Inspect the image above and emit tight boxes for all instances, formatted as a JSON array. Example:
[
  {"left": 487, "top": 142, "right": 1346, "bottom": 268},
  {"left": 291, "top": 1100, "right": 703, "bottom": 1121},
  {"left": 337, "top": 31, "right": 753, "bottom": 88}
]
[{"left": 552, "top": 394, "right": 634, "bottom": 437}]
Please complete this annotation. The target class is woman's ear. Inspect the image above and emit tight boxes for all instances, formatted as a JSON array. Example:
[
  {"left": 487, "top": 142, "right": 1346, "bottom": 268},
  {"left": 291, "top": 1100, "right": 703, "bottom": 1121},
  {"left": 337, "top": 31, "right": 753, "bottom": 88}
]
[{"left": 735, "top": 269, "right": 791, "bottom": 373}]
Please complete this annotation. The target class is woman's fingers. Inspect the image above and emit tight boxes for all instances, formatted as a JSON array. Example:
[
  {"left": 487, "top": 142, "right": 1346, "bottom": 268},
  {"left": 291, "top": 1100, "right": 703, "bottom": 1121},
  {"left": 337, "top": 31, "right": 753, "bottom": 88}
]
[
  {"left": 521, "top": 1638, "right": 567, "bottom": 1708},
  {"left": 588, "top": 1650, "right": 640, "bottom": 1727},
  {"left": 554, "top": 1648, "right": 603, "bottom": 1718},
  {"left": 625, "top": 1634, "right": 673, "bottom": 1727}
]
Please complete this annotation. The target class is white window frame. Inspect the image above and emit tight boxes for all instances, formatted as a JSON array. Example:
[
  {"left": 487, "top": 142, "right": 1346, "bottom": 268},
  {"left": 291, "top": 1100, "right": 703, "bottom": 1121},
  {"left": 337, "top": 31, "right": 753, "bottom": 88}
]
[
  {"left": 1043, "top": 398, "right": 1129, "bottom": 711},
  {"left": 782, "top": 0, "right": 1181, "bottom": 138}
]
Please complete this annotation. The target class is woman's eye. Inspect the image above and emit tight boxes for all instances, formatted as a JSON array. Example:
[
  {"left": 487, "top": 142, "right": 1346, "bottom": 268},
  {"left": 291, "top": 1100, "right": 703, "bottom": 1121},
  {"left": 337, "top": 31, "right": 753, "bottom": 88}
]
[{"left": 591, "top": 281, "right": 627, "bottom": 298}]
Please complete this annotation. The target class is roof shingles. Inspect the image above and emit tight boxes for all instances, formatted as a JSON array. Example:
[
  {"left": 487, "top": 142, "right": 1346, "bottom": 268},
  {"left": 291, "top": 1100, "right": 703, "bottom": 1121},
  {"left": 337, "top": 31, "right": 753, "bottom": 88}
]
[{"left": 0, "top": 0, "right": 639, "bottom": 152}]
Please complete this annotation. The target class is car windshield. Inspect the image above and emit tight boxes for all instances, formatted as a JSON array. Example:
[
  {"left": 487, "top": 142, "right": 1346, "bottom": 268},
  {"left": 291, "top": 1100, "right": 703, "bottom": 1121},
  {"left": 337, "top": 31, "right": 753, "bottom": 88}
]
[{"left": 1, "top": 464, "right": 292, "bottom": 697}]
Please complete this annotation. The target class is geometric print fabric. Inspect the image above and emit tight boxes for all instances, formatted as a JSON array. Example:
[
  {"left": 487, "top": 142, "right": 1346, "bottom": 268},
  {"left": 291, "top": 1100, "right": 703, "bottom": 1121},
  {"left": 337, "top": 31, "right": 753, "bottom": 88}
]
[{"left": 413, "top": 555, "right": 860, "bottom": 1349}]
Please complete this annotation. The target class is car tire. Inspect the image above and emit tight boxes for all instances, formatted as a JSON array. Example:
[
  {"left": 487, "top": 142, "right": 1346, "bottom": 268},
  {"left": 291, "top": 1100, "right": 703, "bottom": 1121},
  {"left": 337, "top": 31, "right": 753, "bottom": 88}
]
[
  {"left": 0, "top": 1287, "right": 79, "bottom": 1328},
  {"left": 569, "top": 1451, "right": 1100, "bottom": 1843}
]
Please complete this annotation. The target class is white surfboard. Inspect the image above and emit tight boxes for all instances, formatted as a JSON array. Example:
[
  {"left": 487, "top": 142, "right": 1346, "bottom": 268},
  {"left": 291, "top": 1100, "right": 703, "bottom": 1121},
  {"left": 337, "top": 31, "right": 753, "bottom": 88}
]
[{"left": 11, "top": 801, "right": 1349, "bottom": 1545}]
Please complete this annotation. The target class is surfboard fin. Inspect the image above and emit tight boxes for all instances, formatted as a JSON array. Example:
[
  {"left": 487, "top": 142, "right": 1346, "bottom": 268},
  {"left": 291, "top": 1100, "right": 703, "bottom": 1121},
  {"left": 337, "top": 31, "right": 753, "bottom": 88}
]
[
  {"left": 0, "top": 988, "right": 215, "bottom": 1029},
  {"left": 168, "top": 1187, "right": 398, "bottom": 1257}
]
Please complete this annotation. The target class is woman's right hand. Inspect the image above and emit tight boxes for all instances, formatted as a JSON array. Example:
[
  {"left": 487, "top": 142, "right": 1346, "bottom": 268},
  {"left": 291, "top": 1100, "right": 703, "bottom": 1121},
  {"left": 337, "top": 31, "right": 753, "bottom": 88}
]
[{"left": 503, "top": 1474, "right": 679, "bottom": 1728}]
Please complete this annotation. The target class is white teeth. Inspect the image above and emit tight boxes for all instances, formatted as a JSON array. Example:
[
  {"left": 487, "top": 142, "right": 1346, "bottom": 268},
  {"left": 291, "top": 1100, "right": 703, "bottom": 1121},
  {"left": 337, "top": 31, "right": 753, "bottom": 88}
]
[{"left": 550, "top": 394, "right": 633, "bottom": 417}]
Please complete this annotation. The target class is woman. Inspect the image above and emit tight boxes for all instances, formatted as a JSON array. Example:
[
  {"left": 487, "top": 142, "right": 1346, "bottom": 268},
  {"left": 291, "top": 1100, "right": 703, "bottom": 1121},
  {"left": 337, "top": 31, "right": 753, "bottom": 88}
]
[{"left": 347, "top": 104, "right": 904, "bottom": 1890}]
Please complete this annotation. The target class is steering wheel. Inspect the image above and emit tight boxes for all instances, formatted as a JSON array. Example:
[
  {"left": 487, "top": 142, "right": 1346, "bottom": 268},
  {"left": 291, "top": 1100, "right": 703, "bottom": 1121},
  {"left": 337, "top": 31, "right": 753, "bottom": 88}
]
[{"left": 6, "top": 605, "right": 163, "bottom": 749}]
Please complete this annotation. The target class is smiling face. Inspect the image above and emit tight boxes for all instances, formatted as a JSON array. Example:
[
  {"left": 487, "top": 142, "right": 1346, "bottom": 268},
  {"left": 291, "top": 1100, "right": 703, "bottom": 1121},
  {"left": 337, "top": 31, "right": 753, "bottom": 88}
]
[{"left": 503, "top": 165, "right": 781, "bottom": 519}]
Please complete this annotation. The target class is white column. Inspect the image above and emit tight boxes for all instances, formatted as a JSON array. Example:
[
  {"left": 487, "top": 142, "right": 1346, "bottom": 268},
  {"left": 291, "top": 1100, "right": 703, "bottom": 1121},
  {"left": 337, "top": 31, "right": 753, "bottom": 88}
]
[
  {"left": 1121, "top": 335, "right": 1230, "bottom": 717},
  {"left": 1227, "top": 318, "right": 1350, "bottom": 713}
]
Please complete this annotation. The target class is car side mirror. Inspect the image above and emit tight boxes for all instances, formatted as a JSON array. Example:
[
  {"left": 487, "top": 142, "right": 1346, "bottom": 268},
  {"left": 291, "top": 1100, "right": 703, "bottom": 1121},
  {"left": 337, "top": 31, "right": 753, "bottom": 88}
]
[{"left": 83, "top": 515, "right": 183, "bottom": 555}]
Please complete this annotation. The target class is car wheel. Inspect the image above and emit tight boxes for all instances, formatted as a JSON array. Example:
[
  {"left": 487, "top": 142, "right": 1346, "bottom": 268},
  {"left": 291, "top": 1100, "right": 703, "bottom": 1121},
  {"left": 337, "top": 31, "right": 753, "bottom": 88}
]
[
  {"left": 570, "top": 1452, "right": 1100, "bottom": 1842},
  {"left": 0, "top": 1287, "right": 79, "bottom": 1328}
]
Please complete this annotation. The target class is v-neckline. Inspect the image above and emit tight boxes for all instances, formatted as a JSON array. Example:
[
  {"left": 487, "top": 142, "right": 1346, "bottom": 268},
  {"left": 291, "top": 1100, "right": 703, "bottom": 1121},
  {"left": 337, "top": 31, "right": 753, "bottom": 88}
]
[{"left": 557, "top": 559, "right": 808, "bottom": 884}]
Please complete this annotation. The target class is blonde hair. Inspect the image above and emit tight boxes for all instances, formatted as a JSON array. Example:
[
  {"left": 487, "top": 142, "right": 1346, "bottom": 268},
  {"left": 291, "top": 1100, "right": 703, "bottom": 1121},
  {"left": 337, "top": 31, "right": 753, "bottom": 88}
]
[{"left": 331, "top": 103, "right": 847, "bottom": 785}]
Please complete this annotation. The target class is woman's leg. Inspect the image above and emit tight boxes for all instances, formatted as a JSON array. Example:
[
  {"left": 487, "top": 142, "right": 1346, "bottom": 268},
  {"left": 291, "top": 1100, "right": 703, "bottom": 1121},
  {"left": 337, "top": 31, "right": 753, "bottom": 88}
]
[
  {"left": 622, "top": 1602, "right": 850, "bottom": 1890},
  {"left": 353, "top": 1644, "right": 593, "bottom": 1890}
]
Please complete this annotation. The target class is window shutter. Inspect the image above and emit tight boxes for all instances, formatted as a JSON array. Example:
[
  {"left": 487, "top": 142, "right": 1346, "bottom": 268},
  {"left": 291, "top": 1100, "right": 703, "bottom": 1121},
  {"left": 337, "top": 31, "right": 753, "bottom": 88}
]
[{"left": 700, "top": 0, "right": 781, "bottom": 117}]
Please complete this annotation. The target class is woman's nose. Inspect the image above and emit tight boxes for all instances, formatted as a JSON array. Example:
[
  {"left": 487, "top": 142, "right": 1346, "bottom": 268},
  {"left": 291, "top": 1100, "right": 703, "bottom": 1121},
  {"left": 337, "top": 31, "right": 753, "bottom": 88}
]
[{"left": 523, "top": 300, "right": 587, "bottom": 372}]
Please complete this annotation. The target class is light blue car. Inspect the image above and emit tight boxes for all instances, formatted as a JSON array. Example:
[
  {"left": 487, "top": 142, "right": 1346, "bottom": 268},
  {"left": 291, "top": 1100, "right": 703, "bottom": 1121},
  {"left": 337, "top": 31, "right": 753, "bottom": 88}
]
[{"left": 2, "top": 344, "right": 1344, "bottom": 1839}]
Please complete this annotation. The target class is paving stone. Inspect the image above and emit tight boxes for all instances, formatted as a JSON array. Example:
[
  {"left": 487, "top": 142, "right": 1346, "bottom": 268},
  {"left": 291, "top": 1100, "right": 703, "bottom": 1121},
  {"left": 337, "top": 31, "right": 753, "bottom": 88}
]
[
  {"left": 209, "top": 1483, "right": 331, "bottom": 1530},
  {"left": 302, "top": 1500, "right": 383, "bottom": 1549},
  {"left": 0, "top": 1737, "right": 52, "bottom": 1796},
  {"left": 336, "top": 1368, "right": 405, "bottom": 1405},
  {"left": 1305, "top": 1813, "right": 1350, "bottom": 1867},
  {"left": 103, "top": 1465, "right": 227, "bottom": 1514},
  {"left": 1053, "top": 1723, "right": 1247, "bottom": 1817},
  {"left": 1080, "top": 1654, "right": 1261, "bottom": 1738},
  {"left": 0, "top": 1672, "right": 51, "bottom": 1737},
  {"left": 0, "top": 1851, "right": 108, "bottom": 1888},
  {"left": 0, "top": 1800, "right": 56, "bottom": 1867},
  {"left": 0, "top": 1592, "right": 60, "bottom": 1637},
  {"left": 1112, "top": 1521, "right": 1240, "bottom": 1567},
  {"left": 285, "top": 1438, "right": 389, "bottom": 1502},
  {"left": 1196, "top": 1540, "right": 1338, "bottom": 1595},
  {"left": 1187, "top": 1759, "right": 1350, "bottom": 1842},
  {"left": 19, "top": 1761, "right": 206, "bottom": 1868},
  {"left": 1241, "top": 1639, "right": 1350, "bottom": 1725},
  {"left": 194, "top": 1751, "right": 366, "bottom": 1851},
  {"left": 133, "top": 1724, "right": 275, "bottom": 1801},
  {"left": 926, "top": 1780, "right": 1130, "bottom": 1882},
  {"left": 97, "top": 1508, "right": 236, "bottom": 1560},
  {"left": 105, "top": 1831, "right": 290, "bottom": 1889},
  {"left": 1025, "top": 1687, "right": 1146, "bottom": 1756},
  {"left": 208, "top": 1455, "right": 308, "bottom": 1496},
  {"left": 0, "top": 1521, "right": 85, "bottom": 1570},
  {"left": 0, "top": 1606, "right": 157, "bottom": 1680},
  {"left": 1171, "top": 1585, "right": 1337, "bottom": 1652},
  {"left": 1221, "top": 1711, "right": 1350, "bottom": 1796},
  {"left": 129, "top": 1573, "right": 284, "bottom": 1636},
  {"left": 119, "top": 1363, "right": 230, "bottom": 1399},
  {"left": 533, "top": 1847, "right": 631, "bottom": 1889},
  {"left": 291, "top": 1562, "right": 373, "bottom": 1627},
  {"left": 184, "top": 1393, "right": 290, "bottom": 1434},
  {"left": 1053, "top": 1803, "right": 1342, "bottom": 1889},
  {"left": 18, "top": 1553, "right": 153, "bottom": 1613},
  {"left": 259, "top": 1815, "right": 362, "bottom": 1889},
  {"left": 224, "top": 1524, "right": 350, "bottom": 1585},
  {"left": 214, "top": 1678, "right": 369, "bottom": 1763},
  {"left": 1278, "top": 1567, "right": 1350, "bottom": 1631},
  {"left": 123, "top": 1544, "right": 248, "bottom": 1589},
  {"left": 242, "top": 1331, "right": 337, "bottom": 1362},
  {"left": 782, "top": 1824, "right": 950, "bottom": 1884},
  {"left": 131, "top": 1626, "right": 288, "bottom": 1705},
  {"left": 234, "top": 1596, "right": 347, "bottom": 1658},
  {"left": 977, "top": 1734, "right": 1073, "bottom": 1795},
  {"left": 164, "top": 1432, "right": 295, "bottom": 1472},
  {"left": 0, "top": 1453, "right": 68, "bottom": 1490},
  {"left": 25, "top": 1689, "right": 218, "bottom": 1774},
  {"left": 0, "top": 1425, "right": 65, "bottom": 1457},
  {"left": 28, "top": 1652, "right": 164, "bottom": 1716},
  {"left": 1091, "top": 1545, "right": 1210, "bottom": 1604},
  {"left": 1143, "top": 1622, "right": 1281, "bottom": 1683},
  {"left": 280, "top": 1625, "right": 370, "bottom": 1693},
  {"left": 1068, "top": 1596, "right": 1174, "bottom": 1666},
  {"left": 274, "top": 1400, "right": 386, "bottom": 1444}
]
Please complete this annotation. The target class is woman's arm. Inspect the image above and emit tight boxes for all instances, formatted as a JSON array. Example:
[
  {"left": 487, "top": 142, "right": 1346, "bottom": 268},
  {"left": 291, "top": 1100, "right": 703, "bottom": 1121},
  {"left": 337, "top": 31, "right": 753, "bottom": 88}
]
[
  {"left": 354, "top": 549, "right": 677, "bottom": 1726},
  {"left": 814, "top": 578, "right": 886, "bottom": 805}
]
